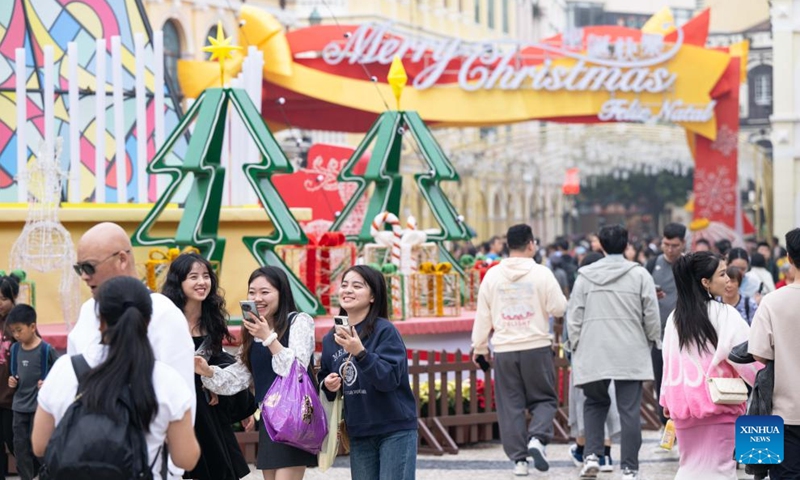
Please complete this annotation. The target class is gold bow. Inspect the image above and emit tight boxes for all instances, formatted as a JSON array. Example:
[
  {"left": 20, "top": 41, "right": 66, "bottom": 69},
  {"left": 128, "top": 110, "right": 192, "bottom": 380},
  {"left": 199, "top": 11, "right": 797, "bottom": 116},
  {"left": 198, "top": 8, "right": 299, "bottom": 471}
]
[
  {"left": 177, "top": 6, "right": 293, "bottom": 98},
  {"left": 418, "top": 262, "right": 452, "bottom": 274}
]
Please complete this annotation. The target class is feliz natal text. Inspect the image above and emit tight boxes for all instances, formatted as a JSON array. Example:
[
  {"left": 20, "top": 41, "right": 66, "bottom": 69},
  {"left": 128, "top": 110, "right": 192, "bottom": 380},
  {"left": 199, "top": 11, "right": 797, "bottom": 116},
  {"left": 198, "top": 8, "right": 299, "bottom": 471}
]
[{"left": 598, "top": 99, "right": 716, "bottom": 123}]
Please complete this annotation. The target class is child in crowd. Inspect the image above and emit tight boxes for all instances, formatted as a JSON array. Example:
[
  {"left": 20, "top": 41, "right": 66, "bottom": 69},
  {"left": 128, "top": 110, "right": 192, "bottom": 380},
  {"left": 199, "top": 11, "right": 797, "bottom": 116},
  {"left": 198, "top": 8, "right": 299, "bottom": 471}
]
[
  {"left": 6, "top": 305, "right": 57, "bottom": 480},
  {"left": 0, "top": 273, "right": 21, "bottom": 480}
]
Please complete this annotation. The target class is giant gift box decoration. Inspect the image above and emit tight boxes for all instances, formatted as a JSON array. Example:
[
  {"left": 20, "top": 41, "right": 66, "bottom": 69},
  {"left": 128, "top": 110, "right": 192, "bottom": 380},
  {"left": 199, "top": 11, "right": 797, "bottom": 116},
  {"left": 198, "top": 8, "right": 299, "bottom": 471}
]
[
  {"left": 409, "top": 262, "right": 461, "bottom": 317},
  {"left": 276, "top": 232, "right": 356, "bottom": 312},
  {"left": 143, "top": 246, "right": 220, "bottom": 292},
  {"left": 365, "top": 263, "right": 406, "bottom": 321}
]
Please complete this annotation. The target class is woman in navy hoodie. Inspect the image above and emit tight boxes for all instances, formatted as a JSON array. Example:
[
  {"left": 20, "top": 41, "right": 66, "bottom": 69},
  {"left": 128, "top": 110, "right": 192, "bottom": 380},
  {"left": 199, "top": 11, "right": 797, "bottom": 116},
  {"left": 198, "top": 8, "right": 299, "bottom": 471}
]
[{"left": 319, "top": 265, "right": 418, "bottom": 480}]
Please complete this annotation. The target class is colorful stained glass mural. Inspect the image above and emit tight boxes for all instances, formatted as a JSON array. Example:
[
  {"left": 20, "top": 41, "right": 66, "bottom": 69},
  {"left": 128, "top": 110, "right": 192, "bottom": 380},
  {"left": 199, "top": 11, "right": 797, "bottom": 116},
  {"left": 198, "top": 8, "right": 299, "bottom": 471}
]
[{"left": 0, "top": 0, "right": 186, "bottom": 203}]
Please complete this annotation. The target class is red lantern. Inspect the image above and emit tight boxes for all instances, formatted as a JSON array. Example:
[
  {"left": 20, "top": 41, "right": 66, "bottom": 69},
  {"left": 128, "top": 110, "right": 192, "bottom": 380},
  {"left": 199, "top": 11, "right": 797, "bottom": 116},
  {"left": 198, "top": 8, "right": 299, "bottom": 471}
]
[{"left": 562, "top": 168, "right": 580, "bottom": 195}]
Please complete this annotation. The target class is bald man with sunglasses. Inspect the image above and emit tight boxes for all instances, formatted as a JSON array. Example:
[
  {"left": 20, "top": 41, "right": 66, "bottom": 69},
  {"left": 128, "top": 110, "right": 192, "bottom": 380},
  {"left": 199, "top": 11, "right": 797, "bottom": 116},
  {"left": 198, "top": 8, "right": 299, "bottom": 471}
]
[{"left": 66, "top": 222, "right": 196, "bottom": 479}]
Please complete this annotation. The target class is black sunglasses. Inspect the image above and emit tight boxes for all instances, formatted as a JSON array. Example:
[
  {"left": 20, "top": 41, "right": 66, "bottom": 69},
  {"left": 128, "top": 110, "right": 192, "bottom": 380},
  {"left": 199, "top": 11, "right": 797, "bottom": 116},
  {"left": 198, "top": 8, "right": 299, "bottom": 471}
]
[{"left": 73, "top": 250, "right": 127, "bottom": 276}]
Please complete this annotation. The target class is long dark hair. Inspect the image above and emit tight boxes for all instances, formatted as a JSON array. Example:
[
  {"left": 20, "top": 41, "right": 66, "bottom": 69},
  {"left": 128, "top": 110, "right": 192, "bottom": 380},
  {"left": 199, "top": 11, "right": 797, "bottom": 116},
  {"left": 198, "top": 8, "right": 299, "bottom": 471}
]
[
  {"left": 161, "top": 253, "right": 233, "bottom": 353},
  {"left": 337, "top": 265, "right": 388, "bottom": 340},
  {"left": 241, "top": 266, "right": 297, "bottom": 373},
  {"left": 83, "top": 277, "right": 158, "bottom": 430},
  {"left": 672, "top": 252, "right": 720, "bottom": 354},
  {"left": 0, "top": 273, "right": 21, "bottom": 311}
]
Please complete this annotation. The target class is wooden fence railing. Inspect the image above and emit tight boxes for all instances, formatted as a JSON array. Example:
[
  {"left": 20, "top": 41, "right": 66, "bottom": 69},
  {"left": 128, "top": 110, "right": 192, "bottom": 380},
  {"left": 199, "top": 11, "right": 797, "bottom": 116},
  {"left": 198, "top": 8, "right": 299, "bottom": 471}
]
[{"left": 408, "top": 345, "right": 661, "bottom": 455}]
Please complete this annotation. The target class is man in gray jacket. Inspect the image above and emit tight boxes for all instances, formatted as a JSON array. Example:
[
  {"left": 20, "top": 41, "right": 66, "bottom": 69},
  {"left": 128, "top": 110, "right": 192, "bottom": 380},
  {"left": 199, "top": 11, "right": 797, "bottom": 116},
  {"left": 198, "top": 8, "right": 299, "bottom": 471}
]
[{"left": 567, "top": 225, "right": 660, "bottom": 480}]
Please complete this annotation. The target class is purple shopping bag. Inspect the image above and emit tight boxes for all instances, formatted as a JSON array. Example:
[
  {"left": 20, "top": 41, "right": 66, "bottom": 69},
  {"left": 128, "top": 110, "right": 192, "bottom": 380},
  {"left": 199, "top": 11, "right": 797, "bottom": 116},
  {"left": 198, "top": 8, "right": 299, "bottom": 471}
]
[{"left": 261, "top": 359, "right": 328, "bottom": 454}]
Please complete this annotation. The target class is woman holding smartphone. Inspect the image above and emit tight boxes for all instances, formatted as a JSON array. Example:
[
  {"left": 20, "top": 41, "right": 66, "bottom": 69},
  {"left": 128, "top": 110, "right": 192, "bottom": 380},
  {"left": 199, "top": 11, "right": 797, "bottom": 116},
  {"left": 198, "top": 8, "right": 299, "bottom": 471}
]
[
  {"left": 194, "top": 266, "right": 316, "bottom": 480},
  {"left": 319, "top": 265, "right": 418, "bottom": 480},
  {"left": 161, "top": 253, "right": 250, "bottom": 480}
]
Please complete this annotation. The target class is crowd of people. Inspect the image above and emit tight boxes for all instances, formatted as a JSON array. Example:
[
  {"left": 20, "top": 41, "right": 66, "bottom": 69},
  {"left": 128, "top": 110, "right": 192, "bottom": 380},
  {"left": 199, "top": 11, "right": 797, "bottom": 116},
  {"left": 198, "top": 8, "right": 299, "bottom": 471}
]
[
  {"left": 468, "top": 222, "right": 799, "bottom": 480},
  {"left": 0, "top": 222, "right": 418, "bottom": 480},
  {"left": 0, "top": 218, "right": 796, "bottom": 480}
]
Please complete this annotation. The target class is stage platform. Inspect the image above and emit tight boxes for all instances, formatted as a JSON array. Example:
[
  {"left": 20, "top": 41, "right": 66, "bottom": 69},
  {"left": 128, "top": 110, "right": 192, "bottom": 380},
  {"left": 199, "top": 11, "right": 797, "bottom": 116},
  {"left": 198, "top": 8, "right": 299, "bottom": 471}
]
[{"left": 37, "top": 312, "right": 478, "bottom": 353}]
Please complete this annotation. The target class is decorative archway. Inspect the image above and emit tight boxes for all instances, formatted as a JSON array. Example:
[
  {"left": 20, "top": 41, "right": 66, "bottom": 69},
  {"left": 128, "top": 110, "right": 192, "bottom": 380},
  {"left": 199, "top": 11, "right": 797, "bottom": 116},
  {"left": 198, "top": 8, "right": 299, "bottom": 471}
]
[{"left": 178, "top": 7, "right": 748, "bottom": 233}]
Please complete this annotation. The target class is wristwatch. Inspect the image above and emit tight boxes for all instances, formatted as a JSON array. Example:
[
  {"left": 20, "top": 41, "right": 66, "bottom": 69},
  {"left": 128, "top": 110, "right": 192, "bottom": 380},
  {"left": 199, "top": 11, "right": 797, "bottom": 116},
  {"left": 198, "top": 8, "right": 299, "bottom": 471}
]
[{"left": 355, "top": 349, "right": 368, "bottom": 361}]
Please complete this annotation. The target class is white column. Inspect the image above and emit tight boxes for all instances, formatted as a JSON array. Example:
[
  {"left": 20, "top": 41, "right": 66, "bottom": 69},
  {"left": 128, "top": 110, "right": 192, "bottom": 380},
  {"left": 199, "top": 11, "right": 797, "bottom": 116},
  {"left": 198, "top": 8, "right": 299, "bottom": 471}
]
[
  {"left": 95, "top": 39, "right": 106, "bottom": 203},
  {"left": 43, "top": 46, "right": 55, "bottom": 154},
  {"left": 244, "top": 45, "right": 263, "bottom": 205},
  {"left": 228, "top": 75, "right": 243, "bottom": 206},
  {"left": 68, "top": 42, "right": 81, "bottom": 203},
  {"left": 15, "top": 48, "right": 27, "bottom": 203},
  {"left": 134, "top": 33, "right": 148, "bottom": 203},
  {"left": 771, "top": 0, "right": 800, "bottom": 235},
  {"left": 111, "top": 36, "right": 127, "bottom": 203},
  {"left": 153, "top": 31, "right": 166, "bottom": 198}
]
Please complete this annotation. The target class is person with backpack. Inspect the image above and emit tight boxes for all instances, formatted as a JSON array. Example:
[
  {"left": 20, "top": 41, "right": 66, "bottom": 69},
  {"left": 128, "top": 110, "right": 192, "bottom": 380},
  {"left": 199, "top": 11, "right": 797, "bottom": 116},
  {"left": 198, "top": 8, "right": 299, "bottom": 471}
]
[
  {"left": 161, "top": 253, "right": 250, "bottom": 480},
  {"left": 194, "top": 266, "right": 317, "bottom": 479},
  {"left": 0, "top": 272, "right": 22, "bottom": 480},
  {"left": 6, "top": 305, "right": 57, "bottom": 480},
  {"left": 32, "top": 276, "right": 199, "bottom": 479},
  {"left": 67, "top": 223, "right": 195, "bottom": 479},
  {"left": 721, "top": 266, "right": 758, "bottom": 325}
]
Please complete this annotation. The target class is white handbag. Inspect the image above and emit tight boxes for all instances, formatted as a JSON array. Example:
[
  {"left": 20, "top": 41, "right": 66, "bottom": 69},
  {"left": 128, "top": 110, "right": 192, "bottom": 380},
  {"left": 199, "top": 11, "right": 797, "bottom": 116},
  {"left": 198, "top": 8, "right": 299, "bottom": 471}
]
[
  {"left": 689, "top": 354, "right": 748, "bottom": 405},
  {"left": 707, "top": 377, "right": 749, "bottom": 405}
]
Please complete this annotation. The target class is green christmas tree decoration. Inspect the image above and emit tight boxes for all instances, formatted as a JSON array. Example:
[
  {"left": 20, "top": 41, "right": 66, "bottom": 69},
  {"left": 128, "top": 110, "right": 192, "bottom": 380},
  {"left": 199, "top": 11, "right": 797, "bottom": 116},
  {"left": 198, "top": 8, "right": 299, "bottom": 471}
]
[
  {"left": 132, "top": 87, "right": 324, "bottom": 315},
  {"left": 132, "top": 88, "right": 227, "bottom": 263},
  {"left": 330, "top": 111, "right": 404, "bottom": 244},
  {"left": 330, "top": 110, "right": 472, "bottom": 276}
]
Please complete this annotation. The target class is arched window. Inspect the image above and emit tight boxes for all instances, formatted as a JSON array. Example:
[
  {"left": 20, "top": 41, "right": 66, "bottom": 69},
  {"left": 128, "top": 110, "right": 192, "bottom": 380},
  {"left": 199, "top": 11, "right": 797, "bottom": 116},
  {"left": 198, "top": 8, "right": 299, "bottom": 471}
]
[{"left": 162, "top": 20, "right": 183, "bottom": 99}]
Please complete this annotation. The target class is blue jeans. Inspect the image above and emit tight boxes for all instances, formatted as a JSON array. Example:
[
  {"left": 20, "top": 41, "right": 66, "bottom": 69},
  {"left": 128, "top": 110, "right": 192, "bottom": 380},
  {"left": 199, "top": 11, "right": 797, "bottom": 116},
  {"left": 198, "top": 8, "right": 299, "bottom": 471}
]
[{"left": 350, "top": 429, "right": 417, "bottom": 480}]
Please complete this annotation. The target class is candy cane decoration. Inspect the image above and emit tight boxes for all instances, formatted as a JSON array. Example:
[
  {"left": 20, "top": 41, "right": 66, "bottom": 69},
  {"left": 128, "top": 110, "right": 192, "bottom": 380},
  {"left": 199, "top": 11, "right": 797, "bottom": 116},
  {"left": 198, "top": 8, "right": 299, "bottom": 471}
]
[{"left": 371, "top": 212, "right": 403, "bottom": 318}]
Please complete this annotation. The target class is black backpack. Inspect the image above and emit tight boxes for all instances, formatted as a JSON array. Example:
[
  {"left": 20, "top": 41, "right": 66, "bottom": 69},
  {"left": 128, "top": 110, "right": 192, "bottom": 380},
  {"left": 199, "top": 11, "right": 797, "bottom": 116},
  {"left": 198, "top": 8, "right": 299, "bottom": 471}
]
[{"left": 39, "top": 355, "right": 166, "bottom": 480}]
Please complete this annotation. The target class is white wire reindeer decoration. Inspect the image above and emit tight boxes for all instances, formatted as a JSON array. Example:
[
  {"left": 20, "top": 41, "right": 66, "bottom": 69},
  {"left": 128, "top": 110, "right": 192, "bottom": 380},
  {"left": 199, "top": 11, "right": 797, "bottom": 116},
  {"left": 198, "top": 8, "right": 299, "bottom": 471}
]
[{"left": 9, "top": 139, "right": 80, "bottom": 327}]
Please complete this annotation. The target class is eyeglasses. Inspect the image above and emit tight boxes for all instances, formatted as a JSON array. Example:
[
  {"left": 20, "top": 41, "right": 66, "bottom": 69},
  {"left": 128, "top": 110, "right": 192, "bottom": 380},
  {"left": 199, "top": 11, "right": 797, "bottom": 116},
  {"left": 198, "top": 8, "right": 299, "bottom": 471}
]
[{"left": 73, "top": 250, "right": 128, "bottom": 277}]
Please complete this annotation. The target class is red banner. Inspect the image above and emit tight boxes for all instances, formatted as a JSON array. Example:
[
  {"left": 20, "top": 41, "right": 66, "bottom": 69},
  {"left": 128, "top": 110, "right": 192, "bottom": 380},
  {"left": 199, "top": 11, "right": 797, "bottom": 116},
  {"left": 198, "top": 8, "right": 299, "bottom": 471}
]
[
  {"left": 691, "top": 57, "right": 740, "bottom": 229},
  {"left": 273, "top": 144, "right": 369, "bottom": 233}
]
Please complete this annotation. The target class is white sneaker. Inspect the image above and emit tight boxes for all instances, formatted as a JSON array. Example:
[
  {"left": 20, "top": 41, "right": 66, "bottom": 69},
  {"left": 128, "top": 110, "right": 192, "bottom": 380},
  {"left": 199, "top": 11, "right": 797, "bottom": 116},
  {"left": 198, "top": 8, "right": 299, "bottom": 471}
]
[
  {"left": 514, "top": 460, "right": 529, "bottom": 476},
  {"left": 599, "top": 454, "right": 613, "bottom": 472},
  {"left": 527, "top": 437, "right": 549, "bottom": 472},
  {"left": 621, "top": 468, "right": 639, "bottom": 480},
  {"left": 580, "top": 454, "right": 600, "bottom": 479}
]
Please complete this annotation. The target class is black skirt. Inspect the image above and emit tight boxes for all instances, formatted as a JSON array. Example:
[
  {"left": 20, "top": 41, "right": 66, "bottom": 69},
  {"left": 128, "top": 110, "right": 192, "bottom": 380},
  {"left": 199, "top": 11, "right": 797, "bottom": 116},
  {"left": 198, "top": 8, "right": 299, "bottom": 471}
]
[{"left": 257, "top": 421, "right": 318, "bottom": 470}]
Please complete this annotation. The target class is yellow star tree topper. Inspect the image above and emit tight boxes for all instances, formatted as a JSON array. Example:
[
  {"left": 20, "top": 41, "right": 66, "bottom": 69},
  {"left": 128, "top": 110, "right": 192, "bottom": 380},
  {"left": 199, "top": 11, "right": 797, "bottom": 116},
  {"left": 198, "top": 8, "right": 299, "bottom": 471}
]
[
  {"left": 203, "top": 21, "right": 242, "bottom": 87},
  {"left": 387, "top": 55, "right": 407, "bottom": 110}
]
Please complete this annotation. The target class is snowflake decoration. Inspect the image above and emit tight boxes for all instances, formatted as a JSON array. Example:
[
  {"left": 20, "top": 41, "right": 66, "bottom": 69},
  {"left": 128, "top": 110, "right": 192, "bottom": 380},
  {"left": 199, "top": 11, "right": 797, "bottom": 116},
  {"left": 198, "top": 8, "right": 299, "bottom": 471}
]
[
  {"left": 711, "top": 125, "right": 738, "bottom": 158},
  {"left": 738, "top": 448, "right": 782, "bottom": 465},
  {"left": 694, "top": 166, "right": 737, "bottom": 219}
]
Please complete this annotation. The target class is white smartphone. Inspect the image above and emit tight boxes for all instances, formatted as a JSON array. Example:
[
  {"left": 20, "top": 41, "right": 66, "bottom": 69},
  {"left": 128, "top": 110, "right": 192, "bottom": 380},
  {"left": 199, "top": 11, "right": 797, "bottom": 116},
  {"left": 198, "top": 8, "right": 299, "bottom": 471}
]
[
  {"left": 333, "top": 315, "right": 349, "bottom": 327},
  {"left": 240, "top": 300, "right": 258, "bottom": 323}
]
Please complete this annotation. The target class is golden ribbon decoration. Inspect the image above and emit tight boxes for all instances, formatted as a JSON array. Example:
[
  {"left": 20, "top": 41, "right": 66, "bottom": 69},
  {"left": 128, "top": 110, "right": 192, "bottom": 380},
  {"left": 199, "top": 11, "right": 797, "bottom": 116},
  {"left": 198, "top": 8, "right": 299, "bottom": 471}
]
[{"left": 418, "top": 262, "right": 452, "bottom": 317}]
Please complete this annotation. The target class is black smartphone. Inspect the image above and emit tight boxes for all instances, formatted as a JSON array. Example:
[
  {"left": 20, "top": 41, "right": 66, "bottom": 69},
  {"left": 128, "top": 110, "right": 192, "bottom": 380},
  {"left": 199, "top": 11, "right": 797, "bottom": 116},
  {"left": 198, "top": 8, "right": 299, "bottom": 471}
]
[
  {"left": 475, "top": 355, "right": 491, "bottom": 372},
  {"left": 240, "top": 300, "right": 258, "bottom": 323}
]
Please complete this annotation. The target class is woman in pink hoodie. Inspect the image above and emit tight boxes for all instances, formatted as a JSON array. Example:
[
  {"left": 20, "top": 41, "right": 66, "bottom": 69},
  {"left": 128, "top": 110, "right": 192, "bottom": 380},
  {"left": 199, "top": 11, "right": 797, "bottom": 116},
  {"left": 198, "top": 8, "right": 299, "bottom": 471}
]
[{"left": 660, "top": 252, "right": 760, "bottom": 480}]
